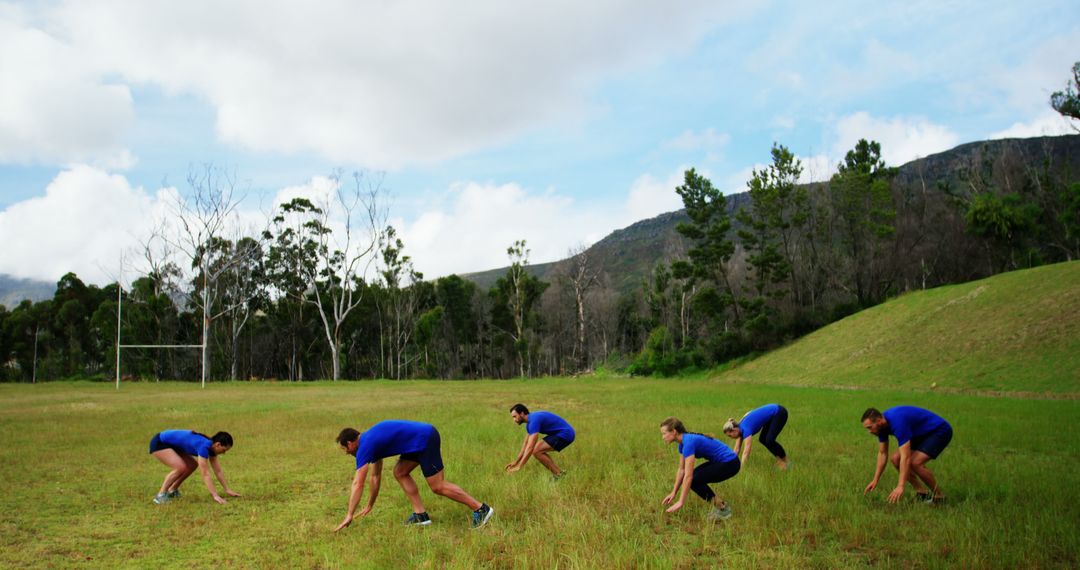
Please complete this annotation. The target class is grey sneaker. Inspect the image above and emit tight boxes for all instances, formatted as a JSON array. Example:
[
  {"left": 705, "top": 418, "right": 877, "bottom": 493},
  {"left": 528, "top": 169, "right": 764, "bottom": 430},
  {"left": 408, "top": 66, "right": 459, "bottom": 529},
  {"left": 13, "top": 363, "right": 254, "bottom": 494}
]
[
  {"left": 707, "top": 504, "right": 732, "bottom": 521},
  {"left": 471, "top": 503, "right": 494, "bottom": 529},
  {"left": 152, "top": 492, "right": 170, "bottom": 505},
  {"left": 404, "top": 511, "right": 432, "bottom": 526},
  {"left": 167, "top": 490, "right": 181, "bottom": 499}
]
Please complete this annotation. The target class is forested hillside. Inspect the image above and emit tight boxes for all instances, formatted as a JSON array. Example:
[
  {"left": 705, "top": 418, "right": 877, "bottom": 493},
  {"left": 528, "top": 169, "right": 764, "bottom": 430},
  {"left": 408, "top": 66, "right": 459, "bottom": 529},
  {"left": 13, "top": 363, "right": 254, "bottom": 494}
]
[{"left": 1, "top": 135, "right": 1077, "bottom": 382}]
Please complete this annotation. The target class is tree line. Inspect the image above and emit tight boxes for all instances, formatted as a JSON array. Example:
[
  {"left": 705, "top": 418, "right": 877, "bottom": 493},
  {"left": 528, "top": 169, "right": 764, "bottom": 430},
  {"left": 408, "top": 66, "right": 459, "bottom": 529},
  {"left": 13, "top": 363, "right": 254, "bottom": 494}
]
[{"left": 2, "top": 65, "right": 1078, "bottom": 382}]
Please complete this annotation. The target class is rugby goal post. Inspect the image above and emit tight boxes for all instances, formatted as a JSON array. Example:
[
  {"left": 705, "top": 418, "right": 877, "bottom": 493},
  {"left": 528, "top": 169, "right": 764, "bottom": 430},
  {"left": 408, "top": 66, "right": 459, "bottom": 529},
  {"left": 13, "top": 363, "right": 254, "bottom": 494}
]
[{"left": 114, "top": 257, "right": 207, "bottom": 389}]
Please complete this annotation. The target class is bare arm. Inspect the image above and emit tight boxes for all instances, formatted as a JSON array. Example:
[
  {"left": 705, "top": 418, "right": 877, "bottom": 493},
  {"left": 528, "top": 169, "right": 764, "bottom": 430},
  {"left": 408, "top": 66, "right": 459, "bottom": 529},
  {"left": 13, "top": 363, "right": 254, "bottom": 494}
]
[
  {"left": 666, "top": 456, "right": 696, "bottom": 513},
  {"left": 360, "top": 459, "right": 383, "bottom": 516},
  {"left": 507, "top": 433, "right": 540, "bottom": 473},
  {"left": 334, "top": 463, "right": 370, "bottom": 532},
  {"left": 209, "top": 456, "right": 240, "bottom": 497},
  {"left": 196, "top": 457, "right": 225, "bottom": 504},
  {"left": 888, "top": 443, "right": 911, "bottom": 503},
  {"left": 865, "top": 441, "right": 889, "bottom": 494},
  {"left": 662, "top": 454, "right": 685, "bottom": 504},
  {"left": 739, "top": 437, "right": 753, "bottom": 463}
]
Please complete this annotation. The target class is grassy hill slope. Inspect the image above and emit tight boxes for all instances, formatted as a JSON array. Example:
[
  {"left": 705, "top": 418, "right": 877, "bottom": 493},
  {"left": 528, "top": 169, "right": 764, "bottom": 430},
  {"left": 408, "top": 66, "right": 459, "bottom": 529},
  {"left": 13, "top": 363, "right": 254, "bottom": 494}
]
[{"left": 724, "top": 261, "right": 1080, "bottom": 395}]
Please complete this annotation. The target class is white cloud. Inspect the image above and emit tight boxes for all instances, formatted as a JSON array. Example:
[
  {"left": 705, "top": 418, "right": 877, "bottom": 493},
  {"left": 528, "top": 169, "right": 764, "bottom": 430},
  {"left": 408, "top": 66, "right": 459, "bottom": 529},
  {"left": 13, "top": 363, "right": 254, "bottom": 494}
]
[
  {"left": 625, "top": 170, "right": 689, "bottom": 221},
  {"left": 987, "top": 111, "right": 1077, "bottom": 140},
  {"left": 394, "top": 169, "right": 704, "bottom": 278},
  {"left": 0, "top": 166, "right": 168, "bottom": 283},
  {"left": 831, "top": 112, "right": 960, "bottom": 166},
  {"left": 30, "top": 0, "right": 730, "bottom": 169},
  {"left": 0, "top": 13, "right": 135, "bottom": 166},
  {"left": 395, "top": 181, "right": 594, "bottom": 278}
]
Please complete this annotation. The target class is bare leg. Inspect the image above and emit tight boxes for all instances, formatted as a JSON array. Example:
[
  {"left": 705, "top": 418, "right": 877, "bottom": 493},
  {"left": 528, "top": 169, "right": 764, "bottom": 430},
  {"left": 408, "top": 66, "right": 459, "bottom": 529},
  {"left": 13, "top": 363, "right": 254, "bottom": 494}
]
[
  {"left": 532, "top": 440, "right": 561, "bottom": 475},
  {"left": 151, "top": 449, "right": 188, "bottom": 494},
  {"left": 425, "top": 471, "right": 482, "bottom": 511},
  {"left": 393, "top": 460, "right": 427, "bottom": 513},
  {"left": 910, "top": 451, "right": 942, "bottom": 498},
  {"left": 890, "top": 451, "right": 929, "bottom": 493},
  {"left": 171, "top": 454, "right": 198, "bottom": 491}
]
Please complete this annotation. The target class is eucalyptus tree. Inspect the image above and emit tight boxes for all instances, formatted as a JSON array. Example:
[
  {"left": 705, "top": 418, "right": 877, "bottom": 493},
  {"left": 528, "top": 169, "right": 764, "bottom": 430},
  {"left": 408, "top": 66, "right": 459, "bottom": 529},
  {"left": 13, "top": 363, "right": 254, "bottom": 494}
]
[
  {"left": 377, "top": 226, "right": 424, "bottom": 379},
  {"left": 562, "top": 244, "right": 601, "bottom": 370},
  {"left": 264, "top": 171, "right": 384, "bottom": 381},
  {"left": 153, "top": 165, "right": 266, "bottom": 385},
  {"left": 493, "top": 240, "right": 549, "bottom": 377}
]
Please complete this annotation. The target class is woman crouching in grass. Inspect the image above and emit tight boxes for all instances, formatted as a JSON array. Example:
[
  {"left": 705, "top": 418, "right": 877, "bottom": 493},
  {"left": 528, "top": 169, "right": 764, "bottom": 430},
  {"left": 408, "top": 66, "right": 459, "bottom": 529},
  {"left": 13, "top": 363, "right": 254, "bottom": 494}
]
[
  {"left": 148, "top": 430, "right": 240, "bottom": 505},
  {"left": 660, "top": 417, "right": 740, "bottom": 521}
]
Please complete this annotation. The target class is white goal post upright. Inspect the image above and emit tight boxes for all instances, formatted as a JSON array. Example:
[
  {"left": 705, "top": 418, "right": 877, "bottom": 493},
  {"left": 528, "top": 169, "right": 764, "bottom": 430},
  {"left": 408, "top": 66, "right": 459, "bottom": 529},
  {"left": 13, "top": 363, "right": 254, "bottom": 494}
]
[{"left": 114, "top": 254, "right": 207, "bottom": 389}]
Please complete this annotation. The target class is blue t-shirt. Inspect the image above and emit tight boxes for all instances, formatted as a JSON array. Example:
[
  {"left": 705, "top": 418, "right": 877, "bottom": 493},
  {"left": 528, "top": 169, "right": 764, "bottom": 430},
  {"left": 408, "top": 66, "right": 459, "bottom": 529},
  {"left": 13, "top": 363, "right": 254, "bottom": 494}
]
[
  {"left": 355, "top": 420, "right": 435, "bottom": 469},
  {"left": 159, "top": 430, "right": 214, "bottom": 458},
  {"left": 739, "top": 404, "right": 781, "bottom": 438},
  {"left": 526, "top": 411, "right": 575, "bottom": 441},
  {"left": 879, "top": 406, "right": 950, "bottom": 446},
  {"left": 678, "top": 433, "right": 738, "bottom": 464}
]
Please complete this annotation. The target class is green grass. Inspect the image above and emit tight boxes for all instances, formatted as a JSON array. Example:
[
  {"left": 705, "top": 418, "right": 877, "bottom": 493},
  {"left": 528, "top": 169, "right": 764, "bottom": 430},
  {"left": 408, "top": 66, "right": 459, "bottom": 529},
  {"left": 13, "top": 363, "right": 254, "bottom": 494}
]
[
  {"left": 2, "top": 379, "right": 1079, "bottom": 568},
  {"left": 726, "top": 261, "right": 1080, "bottom": 395}
]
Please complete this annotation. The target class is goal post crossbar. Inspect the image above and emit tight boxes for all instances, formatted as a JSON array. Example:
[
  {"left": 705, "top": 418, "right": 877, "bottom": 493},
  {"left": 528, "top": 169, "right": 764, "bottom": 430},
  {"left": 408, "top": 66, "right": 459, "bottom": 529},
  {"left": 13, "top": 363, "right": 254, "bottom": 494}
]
[{"left": 115, "top": 254, "right": 207, "bottom": 390}]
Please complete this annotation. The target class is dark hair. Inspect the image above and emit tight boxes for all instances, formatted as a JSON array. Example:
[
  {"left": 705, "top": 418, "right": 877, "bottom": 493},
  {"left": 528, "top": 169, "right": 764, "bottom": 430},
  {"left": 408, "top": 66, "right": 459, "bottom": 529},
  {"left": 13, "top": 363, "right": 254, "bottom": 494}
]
[
  {"left": 510, "top": 403, "right": 530, "bottom": 415},
  {"left": 861, "top": 408, "right": 883, "bottom": 422},
  {"left": 660, "top": 417, "right": 687, "bottom": 434},
  {"left": 660, "top": 417, "right": 717, "bottom": 439},
  {"left": 337, "top": 427, "right": 361, "bottom": 447},
  {"left": 192, "top": 431, "right": 233, "bottom": 448}
]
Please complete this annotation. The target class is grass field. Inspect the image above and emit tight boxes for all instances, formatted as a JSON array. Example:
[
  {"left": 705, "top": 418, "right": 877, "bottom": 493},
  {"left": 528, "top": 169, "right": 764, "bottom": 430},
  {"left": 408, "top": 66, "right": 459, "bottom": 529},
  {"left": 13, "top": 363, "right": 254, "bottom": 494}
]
[{"left": 2, "top": 378, "right": 1079, "bottom": 569}]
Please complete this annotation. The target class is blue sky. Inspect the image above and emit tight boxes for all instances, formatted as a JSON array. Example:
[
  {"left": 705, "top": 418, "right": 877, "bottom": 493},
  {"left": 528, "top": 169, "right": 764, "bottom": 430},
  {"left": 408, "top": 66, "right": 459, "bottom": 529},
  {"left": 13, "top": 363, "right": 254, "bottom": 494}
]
[{"left": 0, "top": 1, "right": 1077, "bottom": 285}]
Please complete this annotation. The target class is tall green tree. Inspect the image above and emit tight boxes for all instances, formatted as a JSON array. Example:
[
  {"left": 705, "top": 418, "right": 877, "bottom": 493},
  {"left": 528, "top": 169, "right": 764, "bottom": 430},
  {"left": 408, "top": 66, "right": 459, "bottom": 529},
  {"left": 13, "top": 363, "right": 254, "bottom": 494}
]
[
  {"left": 737, "top": 144, "right": 807, "bottom": 305},
  {"left": 492, "top": 240, "right": 549, "bottom": 377},
  {"left": 1050, "top": 61, "right": 1080, "bottom": 129},
  {"left": 671, "top": 168, "right": 741, "bottom": 343},
  {"left": 830, "top": 139, "right": 898, "bottom": 306},
  {"left": 377, "top": 226, "right": 424, "bottom": 379}
]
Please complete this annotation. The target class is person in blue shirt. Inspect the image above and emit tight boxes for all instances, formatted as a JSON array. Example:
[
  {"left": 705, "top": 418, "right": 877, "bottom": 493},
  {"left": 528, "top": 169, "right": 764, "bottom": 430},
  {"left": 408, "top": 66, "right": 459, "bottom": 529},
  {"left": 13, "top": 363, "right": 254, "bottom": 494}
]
[
  {"left": 659, "top": 417, "right": 740, "bottom": 521},
  {"left": 334, "top": 420, "right": 494, "bottom": 531},
  {"left": 862, "top": 406, "right": 952, "bottom": 504},
  {"left": 148, "top": 429, "right": 240, "bottom": 505},
  {"left": 723, "top": 403, "right": 790, "bottom": 469},
  {"left": 505, "top": 404, "right": 575, "bottom": 479}
]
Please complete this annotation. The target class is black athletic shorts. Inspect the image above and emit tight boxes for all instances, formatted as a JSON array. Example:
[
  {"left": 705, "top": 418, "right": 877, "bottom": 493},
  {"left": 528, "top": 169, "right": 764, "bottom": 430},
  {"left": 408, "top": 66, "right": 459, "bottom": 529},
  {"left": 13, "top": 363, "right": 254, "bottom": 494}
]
[
  {"left": 911, "top": 425, "right": 953, "bottom": 459},
  {"left": 399, "top": 428, "right": 445, "bottom": 478},
  {"left": 148, "top": 433, "right": 178, "bottom": 454},
  {"left": 543, "top": 434, "right": 574, "bottom": 452}
]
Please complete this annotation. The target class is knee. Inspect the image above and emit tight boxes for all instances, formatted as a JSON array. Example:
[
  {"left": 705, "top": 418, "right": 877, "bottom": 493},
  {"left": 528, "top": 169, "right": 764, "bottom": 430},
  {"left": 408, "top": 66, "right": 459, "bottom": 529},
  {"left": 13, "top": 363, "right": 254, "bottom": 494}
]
[
  {"left": 393, "top": 467, "right": 411, "bottom": 480},
  {"left": 428, "top": 481, "right": 448, "bottom": 496},
  {"left": 889, "top": 452, "right": 901, "bottom": 467}
]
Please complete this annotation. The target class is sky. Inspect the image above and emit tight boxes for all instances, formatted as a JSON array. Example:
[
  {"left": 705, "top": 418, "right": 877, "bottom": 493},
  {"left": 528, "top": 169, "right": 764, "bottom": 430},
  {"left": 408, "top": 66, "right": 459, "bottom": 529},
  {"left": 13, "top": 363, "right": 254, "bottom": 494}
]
[{"left": 0, "top": 0, "right": 1077, "bottom": 286}]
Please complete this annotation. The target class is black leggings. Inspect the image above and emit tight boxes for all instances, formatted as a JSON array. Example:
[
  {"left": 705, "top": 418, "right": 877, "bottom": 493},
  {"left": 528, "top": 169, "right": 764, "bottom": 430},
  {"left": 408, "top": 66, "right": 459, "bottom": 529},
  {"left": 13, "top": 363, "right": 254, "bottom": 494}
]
[
  {"left": 758, "top": 405, "right": 788, "bottom": 459},
  {"left": 690, "top": 459, "right": 741, "bottom": 502}
]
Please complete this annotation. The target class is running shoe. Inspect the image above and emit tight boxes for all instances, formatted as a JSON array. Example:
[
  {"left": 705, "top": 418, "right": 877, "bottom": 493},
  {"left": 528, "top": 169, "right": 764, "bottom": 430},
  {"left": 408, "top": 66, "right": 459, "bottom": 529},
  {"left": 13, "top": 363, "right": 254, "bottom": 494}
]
[
  {"left": 152, "top": 492, "right": 170, "bottom": 505},
  {"left": 167, "top": 490, "right": 182, "bottom": 499},
  {"left": 707, "top": 503, "right": 733, "bottom": 521},
  {"left": 471, "top": 503, "right": 494, "bottom": 529},
  {"left": 552, "top": 470, "right": 568, "bottom": 482},
  {"left": 404, "top": 511, "right": 432, "bottom": 526}
]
